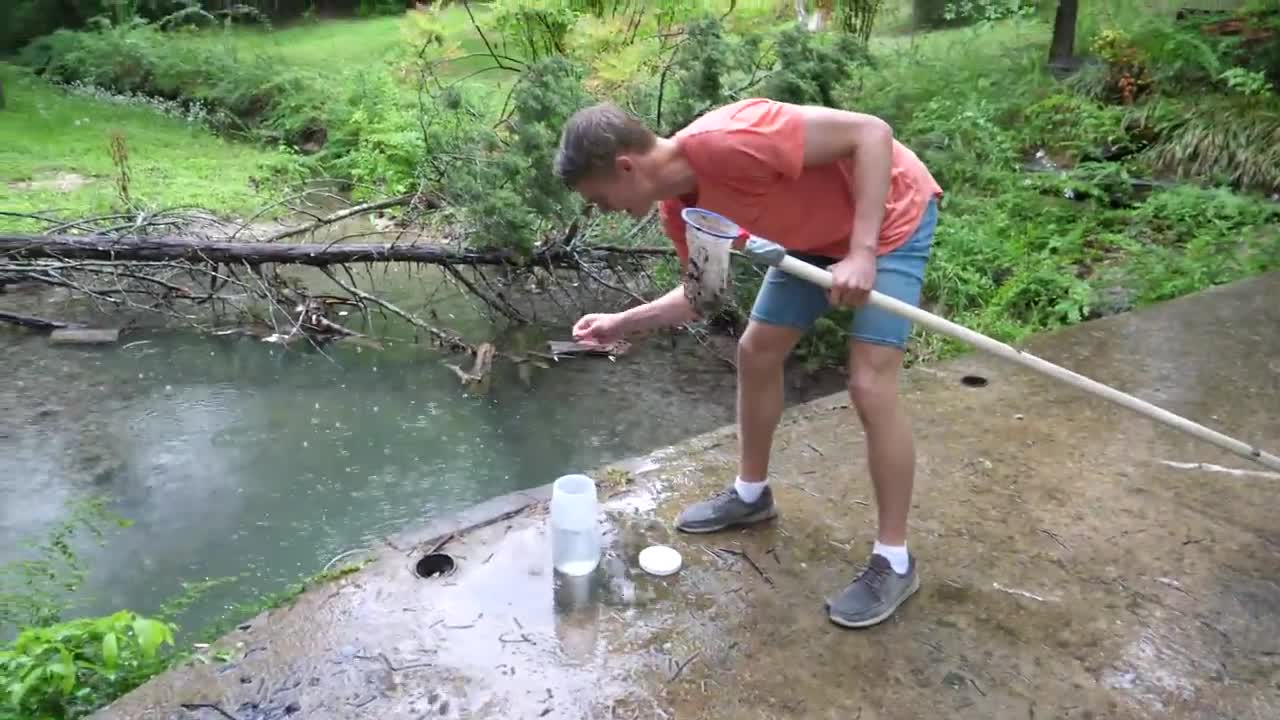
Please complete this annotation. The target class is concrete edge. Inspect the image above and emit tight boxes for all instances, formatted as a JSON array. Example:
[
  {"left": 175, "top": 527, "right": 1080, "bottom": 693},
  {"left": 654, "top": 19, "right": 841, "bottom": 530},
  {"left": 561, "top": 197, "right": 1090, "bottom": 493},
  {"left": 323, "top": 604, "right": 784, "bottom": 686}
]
[
  {"left": 381, "top": 431, "right": 746, "bottom": 569},
  {"left": 385, "top": 483, "right": 555, "bottom": 559}
]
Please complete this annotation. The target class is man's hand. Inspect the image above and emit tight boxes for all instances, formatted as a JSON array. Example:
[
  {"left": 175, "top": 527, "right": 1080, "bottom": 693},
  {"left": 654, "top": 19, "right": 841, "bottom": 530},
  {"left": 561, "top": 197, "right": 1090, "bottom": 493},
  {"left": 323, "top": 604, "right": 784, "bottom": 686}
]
[
  {"left": 827, "top": 248, "right": 877, "bottom": 308},
  {"left": 573, "top": 312, "right": 627, "bottom": 346}
]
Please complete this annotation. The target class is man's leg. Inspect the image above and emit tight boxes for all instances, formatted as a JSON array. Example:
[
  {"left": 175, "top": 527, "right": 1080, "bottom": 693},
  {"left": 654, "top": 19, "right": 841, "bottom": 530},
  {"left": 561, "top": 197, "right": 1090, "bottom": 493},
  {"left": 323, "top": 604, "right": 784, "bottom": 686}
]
[
  {"left": 850, "top": 341, "right": 914, "bottom": 548},
  {"left": 737, "top": 321, "right": 806, "bottom": 484},
  {"left": 827, "top": 197, "right": 937, "bottom": 628},
  {"left": 676, "top": 263, "right": 828, "bottom": 533}
]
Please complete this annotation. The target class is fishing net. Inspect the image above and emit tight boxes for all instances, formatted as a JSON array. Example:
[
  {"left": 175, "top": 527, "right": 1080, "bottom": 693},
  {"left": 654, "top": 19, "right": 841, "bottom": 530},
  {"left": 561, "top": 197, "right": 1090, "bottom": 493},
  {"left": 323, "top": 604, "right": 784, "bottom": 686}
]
[{"left": 680, "top": 207, "right": 743, "bottom": 317}]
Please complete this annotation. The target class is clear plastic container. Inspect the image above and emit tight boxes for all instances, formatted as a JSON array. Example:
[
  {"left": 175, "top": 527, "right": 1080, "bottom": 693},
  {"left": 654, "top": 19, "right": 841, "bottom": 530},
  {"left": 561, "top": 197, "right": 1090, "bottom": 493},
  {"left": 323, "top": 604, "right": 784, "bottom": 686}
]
[{"left": 549, "top": 474, "right": 601, "bottom": 576}]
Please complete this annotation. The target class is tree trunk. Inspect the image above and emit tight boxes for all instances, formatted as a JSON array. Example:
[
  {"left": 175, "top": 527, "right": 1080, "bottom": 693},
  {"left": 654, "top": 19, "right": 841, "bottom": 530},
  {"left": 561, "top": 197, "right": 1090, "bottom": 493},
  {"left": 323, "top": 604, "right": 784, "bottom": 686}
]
[
  {"left": 0, "top": 234, "right": 672, "bottom": 266},
  {"left": 1049, "top": 0, "right": 1080, "bottom": 71}
]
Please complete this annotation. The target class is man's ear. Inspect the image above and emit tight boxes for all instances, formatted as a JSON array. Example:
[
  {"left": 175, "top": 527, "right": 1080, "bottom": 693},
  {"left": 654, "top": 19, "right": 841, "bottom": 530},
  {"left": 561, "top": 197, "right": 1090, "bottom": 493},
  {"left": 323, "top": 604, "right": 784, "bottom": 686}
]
[{"left": 615, "top": 155, "right": 635, "bottom": 174}]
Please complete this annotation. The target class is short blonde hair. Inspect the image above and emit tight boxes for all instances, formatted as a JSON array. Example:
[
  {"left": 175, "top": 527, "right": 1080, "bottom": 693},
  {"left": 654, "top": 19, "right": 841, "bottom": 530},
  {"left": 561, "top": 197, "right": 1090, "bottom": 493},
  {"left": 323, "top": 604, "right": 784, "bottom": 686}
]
[{"left": 554, "top": 103, "right": 657, "bottom": 186}]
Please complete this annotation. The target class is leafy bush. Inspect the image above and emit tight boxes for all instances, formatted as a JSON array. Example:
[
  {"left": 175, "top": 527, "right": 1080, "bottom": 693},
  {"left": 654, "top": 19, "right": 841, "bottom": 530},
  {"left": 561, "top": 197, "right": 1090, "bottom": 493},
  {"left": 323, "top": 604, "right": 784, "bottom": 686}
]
[
  {"left": 20, "top": 18, "right": 330, "bottom": 149},
  {"left": 0, "top": 612, "right": 175, "bottom": 720},
  {"left": 1125, "top": 97, "right": 1280, "bottom": 193},
  {"left": 1022, "top": 93, "right": 1131, "bottom": 161}
]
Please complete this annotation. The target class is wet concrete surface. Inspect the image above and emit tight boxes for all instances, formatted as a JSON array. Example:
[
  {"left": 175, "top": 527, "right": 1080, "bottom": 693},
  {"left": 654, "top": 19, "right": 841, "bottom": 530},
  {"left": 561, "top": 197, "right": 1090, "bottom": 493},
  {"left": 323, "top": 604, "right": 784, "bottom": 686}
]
[{"left": 95, "top": 272, "right": 1280, "bottom": 720}]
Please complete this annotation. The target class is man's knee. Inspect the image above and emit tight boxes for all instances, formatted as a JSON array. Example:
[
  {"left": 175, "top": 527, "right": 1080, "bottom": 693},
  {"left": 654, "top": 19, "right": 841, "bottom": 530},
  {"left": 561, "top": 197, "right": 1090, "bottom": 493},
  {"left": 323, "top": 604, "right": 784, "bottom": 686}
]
[
  {"left": 738, "top": 322, "right": 800, "bottom": 375},
  {"left": 847, "top": 343, "right": 904, "bottom": 418}
]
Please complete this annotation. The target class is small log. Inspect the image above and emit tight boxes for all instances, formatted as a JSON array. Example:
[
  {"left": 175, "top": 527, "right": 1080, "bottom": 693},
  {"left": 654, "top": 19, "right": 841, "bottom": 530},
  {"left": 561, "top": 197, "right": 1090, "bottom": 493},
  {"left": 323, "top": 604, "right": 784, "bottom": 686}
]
[
  {"left": 547, "top": 340, "right": 631, "bottom": 358},
  {"left": 49, "top": 328, "right": 120, "bottom": 345}
]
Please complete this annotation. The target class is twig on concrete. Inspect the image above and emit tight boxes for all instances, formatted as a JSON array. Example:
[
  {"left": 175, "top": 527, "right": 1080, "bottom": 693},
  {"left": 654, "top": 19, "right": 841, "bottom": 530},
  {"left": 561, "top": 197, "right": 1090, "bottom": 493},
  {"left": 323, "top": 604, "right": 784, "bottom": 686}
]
[
  {"left": 443, "top": 612, "right": 483, "bottom": 630},
  {"left": 499, "top": 632, "right": 534, "bottom": 644},
  {"left": 669, "top": 651, "right": 701, "bottom": 682},
  {"left": 1160, "top": 459, "right": 1280, "bottom": 481},
  {"left": 322, "top": 547, "right": 370, "bottom": 574},
  {"left": 1038, "top": 528, "right": 1069, "bottom": 550},
  {"left": 916, "top": 638, "right": 946, "bottom": 655},
  {"left": 992, "top": 582, "right": 1054, "bottom": 602},
  {"left": 1154, "top": 577, "right": 1193, "bottom": 597},
  {"left": 427, "top": 533, "right": 454, "bottom": 555},
  {"left": 805, "top": 442, "right": 825, "bottom": 456},
  {"left": 715, "top": 547, "right": 774, "bottom": 586},
  {"left": 180, "top": 704, "right": 240, "bottom": 720},
  {"left": 355, "top": 652, "right": 432, "bottom": 672}
]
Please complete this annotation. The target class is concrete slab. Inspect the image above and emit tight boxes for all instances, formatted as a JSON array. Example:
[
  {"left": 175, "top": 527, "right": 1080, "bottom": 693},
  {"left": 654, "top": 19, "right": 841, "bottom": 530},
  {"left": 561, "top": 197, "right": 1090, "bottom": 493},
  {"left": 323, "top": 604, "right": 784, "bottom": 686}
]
[{"left": 95, "top": 273, "right": 1280, "bottom": 720}]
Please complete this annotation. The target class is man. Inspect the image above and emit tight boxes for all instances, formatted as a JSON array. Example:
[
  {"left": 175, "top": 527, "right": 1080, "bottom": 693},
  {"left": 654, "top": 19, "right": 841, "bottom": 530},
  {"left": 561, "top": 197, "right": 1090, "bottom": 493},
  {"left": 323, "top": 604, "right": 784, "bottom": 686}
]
[{"left": 552, "top": 98, "right": 942, "bottom": 628}]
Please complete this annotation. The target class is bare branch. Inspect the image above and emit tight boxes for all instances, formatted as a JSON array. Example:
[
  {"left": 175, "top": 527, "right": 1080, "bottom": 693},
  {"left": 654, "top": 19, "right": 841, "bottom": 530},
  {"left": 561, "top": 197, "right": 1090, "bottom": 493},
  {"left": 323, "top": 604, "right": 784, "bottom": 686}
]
[{"left": 319, "top": 266, "right": 473, "bottom": 354}]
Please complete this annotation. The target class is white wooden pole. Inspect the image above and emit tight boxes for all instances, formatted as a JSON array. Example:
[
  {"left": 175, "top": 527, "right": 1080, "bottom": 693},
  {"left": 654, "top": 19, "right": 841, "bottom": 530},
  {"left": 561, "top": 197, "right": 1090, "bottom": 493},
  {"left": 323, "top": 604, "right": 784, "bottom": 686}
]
[{"left": 774, "top": 254, "right": 1280, "bottom": 472}]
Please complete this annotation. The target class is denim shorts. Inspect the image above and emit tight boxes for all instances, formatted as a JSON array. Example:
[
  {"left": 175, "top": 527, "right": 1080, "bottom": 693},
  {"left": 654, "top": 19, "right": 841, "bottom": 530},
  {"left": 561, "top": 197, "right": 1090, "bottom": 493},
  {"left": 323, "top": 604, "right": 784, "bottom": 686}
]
[{"left": 748, "top": 197, "right": 938, "bottom": 350}]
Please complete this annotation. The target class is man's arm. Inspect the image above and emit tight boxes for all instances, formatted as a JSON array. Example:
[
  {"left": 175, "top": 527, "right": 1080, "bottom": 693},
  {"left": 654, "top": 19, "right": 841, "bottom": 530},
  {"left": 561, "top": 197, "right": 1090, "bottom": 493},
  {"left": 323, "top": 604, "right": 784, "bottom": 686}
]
[
  {"left": 796, "top": 105, "right": 894, "bottom": 257},
  {"left": 618, "top": 286, "right": 696, "bottom": 333}
]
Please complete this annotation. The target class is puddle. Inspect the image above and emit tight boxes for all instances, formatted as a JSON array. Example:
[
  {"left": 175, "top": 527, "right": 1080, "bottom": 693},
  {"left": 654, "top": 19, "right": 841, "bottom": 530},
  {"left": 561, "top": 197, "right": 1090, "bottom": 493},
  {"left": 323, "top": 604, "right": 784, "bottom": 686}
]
[{"left": 1101, "top": 628, "right": 1199, "bottom": 712}]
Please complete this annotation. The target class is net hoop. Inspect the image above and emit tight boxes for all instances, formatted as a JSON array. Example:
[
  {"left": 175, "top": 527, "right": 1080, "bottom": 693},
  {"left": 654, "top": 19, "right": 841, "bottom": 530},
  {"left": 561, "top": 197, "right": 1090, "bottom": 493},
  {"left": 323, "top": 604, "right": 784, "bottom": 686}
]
[{"left": 680, "top": 207, "right": 746, "bottom": 241}]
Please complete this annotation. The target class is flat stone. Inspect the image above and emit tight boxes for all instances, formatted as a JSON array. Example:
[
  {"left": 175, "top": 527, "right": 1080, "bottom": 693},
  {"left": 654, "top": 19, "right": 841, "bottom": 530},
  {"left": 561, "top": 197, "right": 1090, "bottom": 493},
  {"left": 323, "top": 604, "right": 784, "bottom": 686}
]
[
  {"left": 94, "top": 272, "right": 1280, "bottom": 720},
  {"left": 49, "top": 328, "right": 119, "bottom": 345}
]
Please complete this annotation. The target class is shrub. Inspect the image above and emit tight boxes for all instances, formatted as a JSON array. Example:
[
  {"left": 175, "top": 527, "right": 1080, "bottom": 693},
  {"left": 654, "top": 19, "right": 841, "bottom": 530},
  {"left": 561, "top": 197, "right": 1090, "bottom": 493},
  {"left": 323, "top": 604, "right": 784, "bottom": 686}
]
[
  {"left": 20, "top": 19, "right": 330, "bottom": 150},
  {"left": 0, "top": 612, "right": 175, "bottom": 720},
  {"left": 1125, "top": 97, "right": 1280, "bottom": 193}
]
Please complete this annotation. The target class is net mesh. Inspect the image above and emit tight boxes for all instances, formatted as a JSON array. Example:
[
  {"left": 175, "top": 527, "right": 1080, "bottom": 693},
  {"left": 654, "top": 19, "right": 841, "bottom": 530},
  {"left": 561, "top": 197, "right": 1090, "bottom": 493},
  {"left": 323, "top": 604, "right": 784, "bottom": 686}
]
[{"left": 680, "top": 208, "right": 738, "bottom": 316}]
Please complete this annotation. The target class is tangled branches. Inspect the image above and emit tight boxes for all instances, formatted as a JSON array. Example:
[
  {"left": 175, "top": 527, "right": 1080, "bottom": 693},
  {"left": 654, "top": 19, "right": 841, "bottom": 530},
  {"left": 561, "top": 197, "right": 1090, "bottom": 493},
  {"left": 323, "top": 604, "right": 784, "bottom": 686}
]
[{"left": 0, "top": 190, "right": 675, "bottom": 379}]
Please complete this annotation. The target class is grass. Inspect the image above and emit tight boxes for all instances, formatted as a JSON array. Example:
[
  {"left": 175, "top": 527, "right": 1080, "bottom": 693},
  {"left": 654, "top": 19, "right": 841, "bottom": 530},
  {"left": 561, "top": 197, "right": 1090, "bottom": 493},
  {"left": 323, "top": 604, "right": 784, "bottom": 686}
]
[
  {"left": 192, "top": 5, "right": 496, "bottom": 82},
  {"left": 0, "top": 65, "right": 293, "bottom": 226},
  {"left": 201, "top": 15, "right": 407, "bottom": 69}
]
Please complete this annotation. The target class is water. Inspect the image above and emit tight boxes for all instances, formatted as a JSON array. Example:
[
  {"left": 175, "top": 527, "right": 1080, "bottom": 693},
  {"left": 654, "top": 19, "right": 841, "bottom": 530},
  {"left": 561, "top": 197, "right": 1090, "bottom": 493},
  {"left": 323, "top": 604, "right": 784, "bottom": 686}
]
[
  {"left": 0, "top": 320, "right": 843, "bottom": 638},
  {"left": 552, "top": 528, "right": 601, "bottom": 577}
]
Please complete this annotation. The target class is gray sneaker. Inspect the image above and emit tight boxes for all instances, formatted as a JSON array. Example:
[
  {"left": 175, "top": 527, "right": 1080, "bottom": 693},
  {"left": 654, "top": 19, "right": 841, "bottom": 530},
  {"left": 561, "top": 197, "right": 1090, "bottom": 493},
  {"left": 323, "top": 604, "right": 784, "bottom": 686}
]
[
  {"left": 675, "top": 485, "right": 777, "bottom": 534},
  {"left": 826, "top": 553, "right": 920, "bottom": 628}
]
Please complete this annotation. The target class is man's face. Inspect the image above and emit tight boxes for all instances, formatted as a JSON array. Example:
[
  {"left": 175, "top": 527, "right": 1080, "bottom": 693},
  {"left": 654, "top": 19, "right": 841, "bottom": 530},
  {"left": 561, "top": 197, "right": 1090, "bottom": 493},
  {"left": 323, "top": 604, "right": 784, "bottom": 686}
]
[{"left": 573, "top": 155, "right": 656, "bottom": 219}]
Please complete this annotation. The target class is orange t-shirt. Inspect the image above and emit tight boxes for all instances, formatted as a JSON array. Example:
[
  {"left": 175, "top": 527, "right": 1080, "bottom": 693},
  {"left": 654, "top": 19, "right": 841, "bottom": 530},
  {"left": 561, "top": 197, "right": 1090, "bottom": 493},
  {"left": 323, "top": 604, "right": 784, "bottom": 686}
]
[{"left": 659, "top": 98, "right": 943, "bottom": 265}]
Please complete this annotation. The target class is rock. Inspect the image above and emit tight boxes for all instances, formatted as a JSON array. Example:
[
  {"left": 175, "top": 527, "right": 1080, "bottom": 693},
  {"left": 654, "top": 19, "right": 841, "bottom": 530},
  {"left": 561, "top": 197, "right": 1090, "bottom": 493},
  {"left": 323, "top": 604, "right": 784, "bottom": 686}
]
[{"left": 49, "top": 328, "right": 120, "bottom": 345}]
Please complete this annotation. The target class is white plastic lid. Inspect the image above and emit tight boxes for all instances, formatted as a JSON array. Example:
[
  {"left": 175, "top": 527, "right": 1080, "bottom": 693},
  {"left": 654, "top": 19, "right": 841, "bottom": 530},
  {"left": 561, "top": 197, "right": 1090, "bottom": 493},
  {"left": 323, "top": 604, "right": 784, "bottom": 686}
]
[{"left": 638, "top": 545, "right": 682, "bottom": 576}]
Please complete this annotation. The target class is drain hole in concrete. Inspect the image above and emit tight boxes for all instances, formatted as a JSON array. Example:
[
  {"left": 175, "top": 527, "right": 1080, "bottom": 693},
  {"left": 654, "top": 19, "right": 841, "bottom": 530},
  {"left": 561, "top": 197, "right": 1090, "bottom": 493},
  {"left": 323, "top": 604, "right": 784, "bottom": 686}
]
[
  {"left": 414, "top": 553, "right": 456, "bottom": 579},
  {"left": 961, "top": 375, "right": 989, "bottom": 388}
]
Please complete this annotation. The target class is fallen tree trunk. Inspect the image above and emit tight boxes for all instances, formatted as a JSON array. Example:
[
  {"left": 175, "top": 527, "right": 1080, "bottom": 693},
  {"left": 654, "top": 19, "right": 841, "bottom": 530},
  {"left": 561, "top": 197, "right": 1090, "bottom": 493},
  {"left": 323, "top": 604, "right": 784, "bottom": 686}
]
[
  {"left": 0, "top": 233, "right": 673, "bottom": 267},
  {"left": 0, "top": 205, "right": 683, "bottom": 385}
]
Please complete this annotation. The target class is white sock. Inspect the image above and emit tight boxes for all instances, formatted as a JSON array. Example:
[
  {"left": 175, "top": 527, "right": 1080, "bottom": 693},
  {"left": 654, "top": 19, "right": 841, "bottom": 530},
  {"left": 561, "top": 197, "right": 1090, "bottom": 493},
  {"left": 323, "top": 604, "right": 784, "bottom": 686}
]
[
  {"left": 873, "top": 541, "right": 910, "bottom": 574},
  {"left": 734, "top": 476, "right": 767, "bottom": 503}
]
